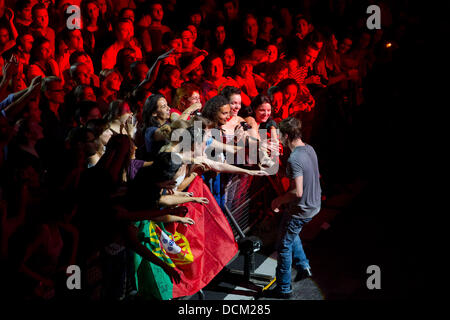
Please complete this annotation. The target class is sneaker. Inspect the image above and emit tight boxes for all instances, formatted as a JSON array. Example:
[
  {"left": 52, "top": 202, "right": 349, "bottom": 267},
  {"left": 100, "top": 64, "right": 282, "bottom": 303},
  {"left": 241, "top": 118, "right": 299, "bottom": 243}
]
[{"left": 294, "top": 268, "right": 312, "bottom": 282}]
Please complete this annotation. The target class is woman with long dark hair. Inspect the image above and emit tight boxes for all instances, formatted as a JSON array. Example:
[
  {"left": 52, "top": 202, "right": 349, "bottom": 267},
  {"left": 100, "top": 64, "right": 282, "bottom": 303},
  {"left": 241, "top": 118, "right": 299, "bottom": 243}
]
[
  {"left": 153, "top": 64, "right": 182, "bottom": 107},
  {"left": 136, "top": 93, "right": 170, "bottom": 161},
  {"left": 27, "top": 36, "right": 61, "bottom": 83},
  {"left": 80, "top": 0, "right": 109, "bottom": 72}
]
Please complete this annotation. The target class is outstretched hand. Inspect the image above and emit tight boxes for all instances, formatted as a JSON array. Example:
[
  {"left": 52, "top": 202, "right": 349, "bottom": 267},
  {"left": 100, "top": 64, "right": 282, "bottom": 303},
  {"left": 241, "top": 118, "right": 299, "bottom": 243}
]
[
  {"left": 164, "top": 266, "right": 181, "bottom": 284},
  {"left": 178, "top": 216, "right": 195, "bottom": 226},
  {"left": 193, "top": 197, "right": 209, "bottom": 204},
  {"left": 250, "top": 169, "right": 270, "bottom": 176}
]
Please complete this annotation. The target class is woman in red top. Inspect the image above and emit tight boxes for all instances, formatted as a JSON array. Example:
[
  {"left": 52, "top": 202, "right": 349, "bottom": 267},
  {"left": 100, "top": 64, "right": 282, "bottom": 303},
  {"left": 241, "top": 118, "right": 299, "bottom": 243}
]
[{"left": 170, "top": 82, "right": 202, "bottom": 122}]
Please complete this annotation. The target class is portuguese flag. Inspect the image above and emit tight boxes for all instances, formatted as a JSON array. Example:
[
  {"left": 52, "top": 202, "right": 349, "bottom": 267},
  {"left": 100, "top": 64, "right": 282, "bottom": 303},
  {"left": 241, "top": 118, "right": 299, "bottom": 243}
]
[
  {"left": 167, "top": 176, "right": 239, "bottom": 298},
  {"left": 134, "top": 176, "right": 238, "bottom": 299}
]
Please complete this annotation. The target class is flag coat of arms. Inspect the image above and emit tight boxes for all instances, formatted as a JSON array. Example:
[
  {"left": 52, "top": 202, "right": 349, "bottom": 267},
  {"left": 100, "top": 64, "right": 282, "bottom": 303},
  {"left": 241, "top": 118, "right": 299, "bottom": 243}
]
[
  {"left": 166, "top": 176, "right": 238, "bottom": 298},
  {"left": 134, "top": 176, "right": 238, "bottom": 299}
]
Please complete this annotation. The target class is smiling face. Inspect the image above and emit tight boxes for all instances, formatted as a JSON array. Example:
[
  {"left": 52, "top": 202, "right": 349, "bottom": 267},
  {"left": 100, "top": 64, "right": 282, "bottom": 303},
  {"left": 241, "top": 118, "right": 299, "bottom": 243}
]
[
  {"left": 229, "top": 94, "right": 241, "bottom": 116},
  {"left": 181, "top": 91, "right": 201, "bottom": 110},
  {"left": 187, "top": 25, "right": 197, "bottom": 42},
  {"left": 217, "top": 104, "right": 231, "bottom": 125},
  {"left": 223, "top": 48, "right": 235, "bottom": 67},
  {"left": 266, "top": 45, "right": 278, "bottom": 63},
  {"left": 255, "top": 102, "right": 271, "bottom": 123},
  {"left": 153, "top": 97, "right": 171, "bottom": 121}
]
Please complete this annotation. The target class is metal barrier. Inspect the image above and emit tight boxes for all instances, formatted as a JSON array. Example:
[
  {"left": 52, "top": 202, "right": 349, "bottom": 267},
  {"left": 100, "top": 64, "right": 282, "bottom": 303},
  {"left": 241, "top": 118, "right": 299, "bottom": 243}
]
[{"left": 212, "top": 173, "right": 276, "bottom": 295}]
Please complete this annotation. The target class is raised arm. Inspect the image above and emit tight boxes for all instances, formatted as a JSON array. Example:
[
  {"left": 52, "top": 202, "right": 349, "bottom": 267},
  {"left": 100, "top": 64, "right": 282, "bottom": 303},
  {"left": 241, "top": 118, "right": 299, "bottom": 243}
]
[
  {"left": 194, "top": 156, "right": 268, "bottom": 176},
  {"left": 2, "top": 76, "right": 42, "bottom": 121},
  {"left": 158, "top": 194, "right": 209, "bottom": 207},
  {"left": 137, "top": 49, "right": 174, "bottom": 90}
]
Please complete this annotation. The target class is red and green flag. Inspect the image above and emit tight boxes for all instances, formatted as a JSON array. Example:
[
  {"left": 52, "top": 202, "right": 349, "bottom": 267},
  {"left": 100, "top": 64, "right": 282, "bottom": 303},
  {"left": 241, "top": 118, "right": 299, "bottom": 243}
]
[{"left": 134, "top": 176, "right": 238, "bottom": 299}]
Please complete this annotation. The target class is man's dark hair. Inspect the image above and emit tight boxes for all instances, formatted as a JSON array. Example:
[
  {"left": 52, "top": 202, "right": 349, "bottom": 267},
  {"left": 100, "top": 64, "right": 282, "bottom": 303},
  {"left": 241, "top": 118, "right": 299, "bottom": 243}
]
[
  {"left": 306, "top": 42, "right": 320, "bottom": 52},
  {"left": 279, "top": 117, "right": 302, "bottom": 141},
  {"left": 31, "top": 3, "right": 47, "bottom": 17},
  {"left": 201, "top": 95, "right": 229, "bottom": 123},
  {"left": 267, "top": 85, "right": 282, "bottom": 99},
  {"left": 250, "top": 94, "right": 271, "bottom": 112},
  {"left": 278, "top": 78, "right": 299, "bottom": 92},
  {"left": 29, "top": 36, "right": 50, "bottom": 63},
  {"left": 66, "top": 126, "right": 95, "bottom": 148},
  {"left": 162, "top": 31, "right": 181, "bottom": 45},
  {"left": 86, "top": 118, "right": 110, "bottom": 138},
  {"left": 220, "top": 86, "right": 241, "bottom": 101},
  {"left": 294, "top": 13, "right": 311, "bottom": 25},
  {"left": 76, "top": 100, "right": 100, "bottom": 125},
  {"left": 204, "top": 53, "right": 222, "bottom": 73},
  {"left": 15, "top": 0, "right": 32, "bottom": 12},
  {"left": 69, "top": 51, "right": 89, "bottom": 66},
  {"left": 105, "top": 99, "right": 127, "bottom": 123},
  {"left": 126, "top": 151, "right": 181, "bottom": 210},
  {"left": 73, "top": 84, "right": 92, "bottom": 101}
]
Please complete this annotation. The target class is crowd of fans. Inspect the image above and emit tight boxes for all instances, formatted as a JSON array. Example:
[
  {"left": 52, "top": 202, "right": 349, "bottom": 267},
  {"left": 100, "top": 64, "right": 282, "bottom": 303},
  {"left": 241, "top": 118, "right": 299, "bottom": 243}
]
[{"left": 0, "top": 0, "right": 402, "bottom": 300}]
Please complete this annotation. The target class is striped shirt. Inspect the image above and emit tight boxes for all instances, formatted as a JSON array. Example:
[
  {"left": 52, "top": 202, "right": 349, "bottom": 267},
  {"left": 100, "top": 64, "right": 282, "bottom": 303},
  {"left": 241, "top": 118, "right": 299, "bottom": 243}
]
[{"left": 288, "top": 65, "right": 309, "bottom": 85}]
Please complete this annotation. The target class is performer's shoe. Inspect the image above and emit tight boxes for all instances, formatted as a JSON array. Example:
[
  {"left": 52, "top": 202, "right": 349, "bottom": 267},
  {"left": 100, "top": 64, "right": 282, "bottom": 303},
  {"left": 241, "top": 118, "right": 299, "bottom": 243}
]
[
  {"left": 294, "top": 267, "right": 312, "bottom": 282},
  {"left": 261, "top": 287, "right": 292, "bottom": 299}
]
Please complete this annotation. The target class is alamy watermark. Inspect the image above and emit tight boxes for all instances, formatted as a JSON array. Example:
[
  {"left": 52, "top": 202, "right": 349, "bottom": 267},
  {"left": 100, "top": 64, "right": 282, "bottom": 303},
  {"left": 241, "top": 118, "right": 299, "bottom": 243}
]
[
  {"left": 66, "top": 265, "right": 81, "bottom": 290},
  {"left": 366, "top": 265, "right": 381, "bottom": 290},
  {"left": 66, "top": 5, "right": 81, "bottom": 30},
  {"left": 367, "top": 5, "right": 381, "bottom": 30}
]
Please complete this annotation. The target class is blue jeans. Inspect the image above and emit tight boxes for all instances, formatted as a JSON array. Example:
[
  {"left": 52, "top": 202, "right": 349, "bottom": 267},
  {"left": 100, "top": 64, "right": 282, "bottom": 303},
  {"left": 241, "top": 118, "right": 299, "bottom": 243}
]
[{"left": 275, "top": 212, "right": 312, "bottom": 293}]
